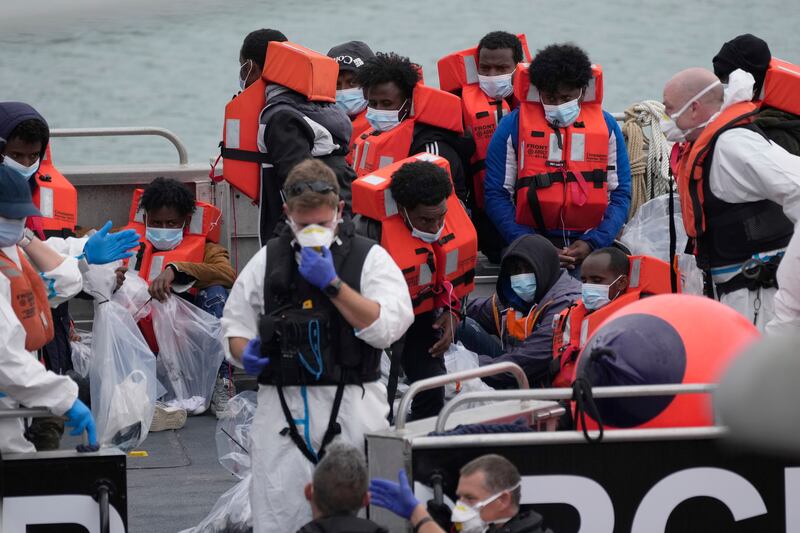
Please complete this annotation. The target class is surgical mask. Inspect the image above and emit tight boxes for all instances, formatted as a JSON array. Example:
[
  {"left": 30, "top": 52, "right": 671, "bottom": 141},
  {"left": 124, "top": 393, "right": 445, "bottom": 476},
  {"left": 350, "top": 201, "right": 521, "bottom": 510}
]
[
  {"left": 239, "top": 60, "right": 253, "bottom": 91},
  {"left": 366, "top": 101, "right": 408, "bottom": 132},
  {"left": 450, "top": 482, "right": 521, "bottom": 533},
  {"left": 659, "top": 79, "right": 722, "bottom": 143},
  {"left": 510, "top": 272, "right": 537, "bottom": 303},
  {"left": 0, "top": 216, "right": 25, "bottom": 247},
  {"left": 2, "top": 156, "right": 40, "bottom": 179},
  {"left": 478, "top": 72, "right": 514, "bottom": 100},
  {"left": 146, "top": 225, "right": 184, "bottom": 251},
  {"left": 336, "top": 87, "right": 368, "bottom": 116},
  {"left": 582, "top": 275, "right": 623, "bottom": 311},
  {"left": 403, "top": 208, "right": 444, "bottom": 244},
  {"left": 289, "top": 210, "right": 338, "bottom": 249},
  {"left": 542, "top": 91, "right": 582, "bottom": 127}
]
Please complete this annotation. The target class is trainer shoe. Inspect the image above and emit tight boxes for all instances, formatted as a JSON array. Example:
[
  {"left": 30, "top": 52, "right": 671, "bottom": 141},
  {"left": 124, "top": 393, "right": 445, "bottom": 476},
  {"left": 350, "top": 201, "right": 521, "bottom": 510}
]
[
  {"left": 210, "top": 376, "right": 237, "bottom": 419},
  {"left": 149, "top": 402, "right": 187, "bottom": 432}
]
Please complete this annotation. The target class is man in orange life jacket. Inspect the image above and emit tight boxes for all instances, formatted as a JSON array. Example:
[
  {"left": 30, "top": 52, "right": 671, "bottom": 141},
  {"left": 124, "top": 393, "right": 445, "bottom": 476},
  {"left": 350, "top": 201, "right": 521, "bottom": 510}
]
[
  {"left": 483, "top": 44, "right": 631, "bottom": 273},
  {"left": 579, "top": 247, "right": 630, "bottom": 312},
  {"left": 0, "top": 166, "right": 97, "bottom": 453},
  {"left": 441, "top": 31, "right": 526, "bottom": 263},
  {"left": 353, "top": 52, "right": 473, "bottom": 203},
  {"left": 457, "top": 234, "right": 580, "bottom": 388},
  {"left": 238, "top": 28, "right": 357, "bottom": 244},
  {"left": 662, "top": 67, "right": 800, "bottom": 330},
  {"left": 130, "top": 177, "right": 236, "bottom": 419},
  {"left": 327, "top": 40, "right": 375, "bottom": 164}
]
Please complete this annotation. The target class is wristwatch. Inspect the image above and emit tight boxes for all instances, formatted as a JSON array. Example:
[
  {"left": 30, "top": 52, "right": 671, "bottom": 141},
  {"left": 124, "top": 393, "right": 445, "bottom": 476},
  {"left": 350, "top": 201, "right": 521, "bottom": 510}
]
[
  {"left": 17, "top": 228, "right": 35, "bottom": 249},
  {"left": 324, "top": 278, "right": 343, "bottom": 298}
]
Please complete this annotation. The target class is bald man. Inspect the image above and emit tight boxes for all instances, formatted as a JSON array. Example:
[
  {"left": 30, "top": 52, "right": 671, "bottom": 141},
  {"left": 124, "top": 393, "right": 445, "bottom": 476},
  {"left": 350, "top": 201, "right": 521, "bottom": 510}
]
[{"left": 663, "top": 67, "right": 800, "bottom": 330}]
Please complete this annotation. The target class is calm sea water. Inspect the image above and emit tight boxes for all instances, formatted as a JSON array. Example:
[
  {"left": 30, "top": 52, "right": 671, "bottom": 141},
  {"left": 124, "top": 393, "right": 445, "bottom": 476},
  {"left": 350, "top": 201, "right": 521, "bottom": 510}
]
[{"left": 1, "top": 0, "right": 797, "bottom": 167}]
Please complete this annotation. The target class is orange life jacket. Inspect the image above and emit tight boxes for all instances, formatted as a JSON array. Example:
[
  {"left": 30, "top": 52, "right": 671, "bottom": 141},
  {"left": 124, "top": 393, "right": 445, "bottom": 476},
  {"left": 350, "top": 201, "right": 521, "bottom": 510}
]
[
  {"left": 345, "top": 110, "right": 371, "bottom": 166},
  {"left": 490, "top": 294, "right": 552, "bottom": 346},
  {"left": 221, "top": 41, "right": 339, "bottom": 200},
  {"left": 124, "top": 188, "right": 222, "bottom": 284},
  {"left": 351, "top": 84, "right": 464, "bottom": 177},
  {"left": 551, "top": 255, "right": 679, "bottom": 387},
  {"left": 352, "top": 153, "right": 477, "bottom": 314},
  {"left": 512, "top": 63, "right": 610, "bottom": 232},
  {"left": 27, "top": 146, "right": 78, "bottom": 238},
  {"left": 759, "top": 58, "right": 800, "bottom": 116},
  {"left": 437, "top": 36, "right": 532, "bottom": 208},
  {"left": 0, "top": 248, "right": 54, "bottom": 351}
]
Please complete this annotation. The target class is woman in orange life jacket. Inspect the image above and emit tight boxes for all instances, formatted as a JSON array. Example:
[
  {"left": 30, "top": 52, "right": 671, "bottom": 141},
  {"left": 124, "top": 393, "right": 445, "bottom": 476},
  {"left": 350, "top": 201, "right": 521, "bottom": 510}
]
[
  {"left": 130, "top": 177, "right": 236, "bottom": 419},
  {"left": 456, "top": 234, "right": 581, "bottom": 389},
  {"left": 353, "top": 52, "right": 473, "bottom": 204},
  {"left": 327, "top": 41, "right": 375, "bottom": 164}
]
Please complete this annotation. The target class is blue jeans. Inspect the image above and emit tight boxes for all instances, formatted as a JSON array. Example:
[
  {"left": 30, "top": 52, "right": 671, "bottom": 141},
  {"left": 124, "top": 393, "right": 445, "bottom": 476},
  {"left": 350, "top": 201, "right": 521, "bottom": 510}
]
[
  {"left": 456, "top": 318, "right": 504, "bottom": 358},
  {"left": 191, "top": 285, "right": 232, "bottom": 378}
]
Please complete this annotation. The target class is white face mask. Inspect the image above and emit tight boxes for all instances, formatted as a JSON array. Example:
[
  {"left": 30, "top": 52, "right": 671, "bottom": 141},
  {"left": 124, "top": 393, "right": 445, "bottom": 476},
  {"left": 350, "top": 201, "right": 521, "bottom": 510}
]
[
  {"left": 722, "top": 69, "right": 756, "bottom": 111},
  {"left": 403, "top": 207, "right": 444, "bottom": 244},
  {"left": 659, "top": 79, "right": 722, "bottom": 142},
  {"left": 289, "top": 209, "right": 338, "bottom": 249},
  {"left": 2, "top": 156, "right": 40, "bottom": 179},
  {"left": 478, "top": 71, "right": 514, "bottom": 100},
  {"left": 451, "top": 482, "right": 521, "bottom": 533}
]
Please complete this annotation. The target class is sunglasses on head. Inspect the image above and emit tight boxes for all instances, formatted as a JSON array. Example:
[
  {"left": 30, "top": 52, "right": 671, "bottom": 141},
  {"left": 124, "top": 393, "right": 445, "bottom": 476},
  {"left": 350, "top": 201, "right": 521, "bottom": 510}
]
[{"left": 283, "top": 180, "right": 337, "bottom": 198}]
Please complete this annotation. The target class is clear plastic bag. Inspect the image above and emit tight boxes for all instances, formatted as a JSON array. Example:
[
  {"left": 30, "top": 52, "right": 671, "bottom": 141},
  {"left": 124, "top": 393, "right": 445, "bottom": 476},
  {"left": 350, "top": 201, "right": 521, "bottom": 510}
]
[
  {"left": 215, "top": 391, "right": 257, "bottom": 479},
  {"left": 178, "top": 474, "right": 252, "bottom": 533},
  {"left": 70, "top": 329, "right": 92, "bottom": 378},
  {"left": 677, "top": 253, "right": 705, "bottom": 296},
  {"left": 443, "top": 342, "right": 494, "bottom": 404},
  {"left": 90, "top": 299, "right": 160, "bottom": 451},
  {"left": 150, "top": 296, "right": 225, "bottom": 414},
  {"left": 114, "top": 271, "right": 153, "bottom": 320},
  {"left": 620, "top": 193, "right": 688, "bottom": 263}
]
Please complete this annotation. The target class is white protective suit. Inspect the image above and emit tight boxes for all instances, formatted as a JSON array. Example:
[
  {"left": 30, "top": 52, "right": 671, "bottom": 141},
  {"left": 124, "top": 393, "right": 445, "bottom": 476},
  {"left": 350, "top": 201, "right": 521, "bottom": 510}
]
[
  {"left": 766, "top": 224, "right": 800, "bottom": 334},
  {"left": 0, "top": 244, "right": 83, "bottom": 453},
  {"left": 222, "top": 242, "right": 414, "bottom": 533}
]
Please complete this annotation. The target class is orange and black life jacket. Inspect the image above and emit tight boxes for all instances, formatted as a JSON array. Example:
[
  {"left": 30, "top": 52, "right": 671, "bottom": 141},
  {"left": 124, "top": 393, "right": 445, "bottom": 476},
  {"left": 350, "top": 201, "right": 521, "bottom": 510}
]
[
  {"left": 512, "top": 63, "right": 611, "bottom": 232},
  {"left": 674, "top": 101, "right": 793, "bottom": 268},
  {"left": 0, "top": 248, "right": 54, "bottom": 351},
  {"left": 351, "top": 84, "right": 464, "bottom": 178},
  {"left": 220, "top": 41, "right": 339, "bottom": 200},
  {"left": 551, "top": 255, "right": 680, "bottom": 387},
  {"left": 345, "top": 110, "right": 371, "bottom": 167},
  {"left": 26, "top": 146, "right": 78, "bottom": 239},
  {"left": 490, "top": 294, "right": 552, "bottom": 348},
  {"left": 437, "top": 36, "right": 532, "bottom": 208},
  {"left": 351, "top": 153, "right": 477, "bottom": 315}
]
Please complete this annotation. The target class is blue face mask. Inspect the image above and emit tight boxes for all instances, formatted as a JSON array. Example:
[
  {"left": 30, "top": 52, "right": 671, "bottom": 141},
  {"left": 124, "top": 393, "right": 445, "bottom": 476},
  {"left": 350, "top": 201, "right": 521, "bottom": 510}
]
[
  {"left": 0, "top": 215, "right": 26, "bottom": 247},
  {"left": 365, "top": 100, "right": 408, "bottom": 132},
  {"left": 582, "top": 275, "right": 623, "bottom": 311},
  {"left": 146, "top": 225, "right": 184, "bottom": 251},
  {"left": 2, "top": 156, "right": 40, "bottom": 179},
  {"left": 542, "top": 91, "right": 582, "bottom": 127},
  {"left": 510, "top": 273, "right": 537, "bottom": 303},
  {"left": 336, "top": 88, "right": 368, "bottom": 116},
  {"left": 478, "top": 72, "right": 514, "bottom": 100}
]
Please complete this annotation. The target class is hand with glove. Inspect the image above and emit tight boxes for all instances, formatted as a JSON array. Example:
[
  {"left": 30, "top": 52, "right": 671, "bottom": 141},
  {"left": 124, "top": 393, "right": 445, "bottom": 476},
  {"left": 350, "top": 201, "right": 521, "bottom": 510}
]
[
  {"left": 242, "top": 337, "right": 270, "bottom": 376},
  {"left": 298, "top": 247, "right": 337, "bottom": 290},
  {"left": 83, "top": 220, "right": 141, "bottom": 265},
  {"left": 369, "top": 469, "right": 421, "bottom": 520},
  {"left": 64, "top": 398, "right": 98, "bottom": 446}
]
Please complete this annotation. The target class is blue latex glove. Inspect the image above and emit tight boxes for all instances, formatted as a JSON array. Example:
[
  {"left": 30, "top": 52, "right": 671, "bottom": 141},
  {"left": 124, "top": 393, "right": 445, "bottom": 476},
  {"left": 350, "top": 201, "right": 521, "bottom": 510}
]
[
  {"left": 369, "top": 469, "right": 420, "bottom": 520},
  {"left": 65, "top": 399, "right": 98, "bottom": 446},
  {"left": 83, "top": 220, "right": 141, "bottom": 265},
  {"left": 298, "top": 247, "right": 337, "bottom": 290},
  {"left": 242, "top": 337, "right": 270, "bottom": 376}
]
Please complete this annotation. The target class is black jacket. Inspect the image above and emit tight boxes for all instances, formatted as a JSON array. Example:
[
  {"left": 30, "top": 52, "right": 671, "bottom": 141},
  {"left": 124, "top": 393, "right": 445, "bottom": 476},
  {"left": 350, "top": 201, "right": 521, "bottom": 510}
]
[
  {"left": 487, "top": 510, "right": 552, "bottom": 533},
  {"left": 297, "top": 515, "right": 388, "bottom": 533},
  {"left": 411, "top": 123, "right": 475, "bottom": 205}
]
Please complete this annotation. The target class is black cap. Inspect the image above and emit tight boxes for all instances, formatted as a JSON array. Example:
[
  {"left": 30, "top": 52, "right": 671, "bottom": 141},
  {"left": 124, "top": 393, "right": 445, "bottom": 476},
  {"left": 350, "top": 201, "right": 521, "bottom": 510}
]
[
  {"left": 0, "top": 165, "right": 42, "bottom": 219},
  {"left": 327, "top": 41, "right": 375, "bottom": 73},
  {"left": 713, "top": 34, "right": 771, "bottom": 95}
]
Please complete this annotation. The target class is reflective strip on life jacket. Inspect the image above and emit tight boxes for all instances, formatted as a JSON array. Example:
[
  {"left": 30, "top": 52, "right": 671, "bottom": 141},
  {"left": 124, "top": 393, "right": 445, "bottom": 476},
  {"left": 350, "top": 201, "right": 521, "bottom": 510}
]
[{"left": 0, "top": 249, "right": 54, "bottom": 351}]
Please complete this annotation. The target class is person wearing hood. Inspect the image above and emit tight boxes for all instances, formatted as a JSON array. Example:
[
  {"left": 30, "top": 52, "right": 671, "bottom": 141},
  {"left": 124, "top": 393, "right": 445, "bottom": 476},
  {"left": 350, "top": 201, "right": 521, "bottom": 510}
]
[
  {"left": 663, "top": 67, "right": 800, "bottom": 330},
  {"left": 0, "top": 165, "right": 97, "bottom": 453},
  {"left": 237, "top": 29, "right": 357, "bottom": 244},
  {"left": 352, "top": 52, "right": 474, "bottom": 203},
  {"left": 222, "top": 159, "right": 413, "bottom": 533},
  {"left": 327, "top": 40, "right": 375, "bottom": 164},
  {"left": 713, "top": 33, "right": 771, "bottom": 99},
  {"left": 458, "top": 234, "right": 581, "bottom": 388}
]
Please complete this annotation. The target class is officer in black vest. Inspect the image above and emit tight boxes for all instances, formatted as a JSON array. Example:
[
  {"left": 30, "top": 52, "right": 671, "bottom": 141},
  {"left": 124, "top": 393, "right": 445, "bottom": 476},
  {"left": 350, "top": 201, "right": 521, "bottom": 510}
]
[{"left": 222, "top": 159, "right": 414, "bottom": 533}]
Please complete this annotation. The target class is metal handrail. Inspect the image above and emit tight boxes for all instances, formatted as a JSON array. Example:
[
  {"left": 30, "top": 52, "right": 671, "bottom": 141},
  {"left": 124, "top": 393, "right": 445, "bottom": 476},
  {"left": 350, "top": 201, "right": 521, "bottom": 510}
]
[
  {"left": 394, "top": 362, "right": 529, "bottom": 430},
  {"left": 435, "top": 383, "right": 717, "bottom": 432},
  {"left": 0, "top": 407, "right": 53, "bottom": 419},
  {"left": 51, "top": 127, "right": 190, "bottom": 165}
]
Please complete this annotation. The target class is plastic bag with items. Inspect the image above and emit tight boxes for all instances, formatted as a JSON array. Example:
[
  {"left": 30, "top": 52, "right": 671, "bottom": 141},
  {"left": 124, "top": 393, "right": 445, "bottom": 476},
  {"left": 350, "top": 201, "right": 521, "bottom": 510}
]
[
  {"left": 443, "top": 342, "right": 494, "bottom": 410},
  {"left": 178, "top": 474, "right": 252, "bottom": 533},
  {"left": 70, "top": 329, "right": 92, "bottom": 378},
  {"left": 215, "top": 391, "right": 257, "bottom": 479},
  {"left": 150, "top": 296, "right": 225, "bottom": 414},
  {"left": 90, "top": 298, "right": 160, "bottom": 451}
]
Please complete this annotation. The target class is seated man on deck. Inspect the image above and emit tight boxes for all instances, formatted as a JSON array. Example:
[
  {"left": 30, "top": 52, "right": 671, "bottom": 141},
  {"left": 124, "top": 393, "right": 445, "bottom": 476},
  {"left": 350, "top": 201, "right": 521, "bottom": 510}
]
[{"left": 456, "top": 234, "right": 580, "bottom": 388}]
